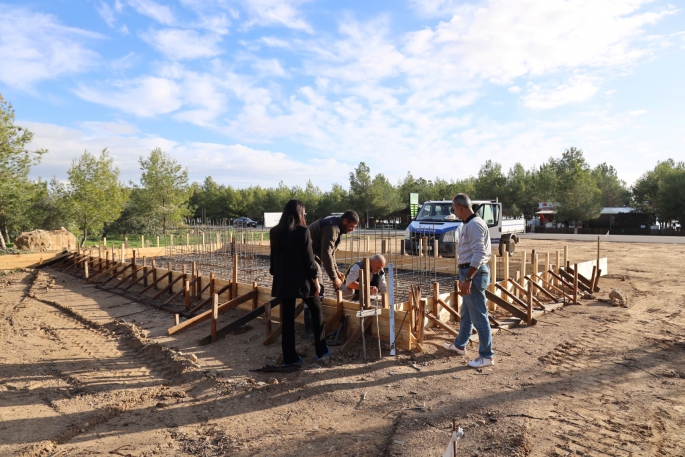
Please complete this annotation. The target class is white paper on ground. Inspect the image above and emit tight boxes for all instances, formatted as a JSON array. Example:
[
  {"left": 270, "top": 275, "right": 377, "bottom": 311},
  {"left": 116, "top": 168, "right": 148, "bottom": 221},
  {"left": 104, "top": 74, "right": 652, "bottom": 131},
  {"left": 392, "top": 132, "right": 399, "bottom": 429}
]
[{"left": 442, "top": 427, "right": 465, "bottom": 457}]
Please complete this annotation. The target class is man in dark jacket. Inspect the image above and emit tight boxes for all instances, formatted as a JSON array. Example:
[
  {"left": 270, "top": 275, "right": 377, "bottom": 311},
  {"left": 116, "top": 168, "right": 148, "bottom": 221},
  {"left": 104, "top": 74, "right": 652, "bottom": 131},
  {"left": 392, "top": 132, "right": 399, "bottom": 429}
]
[{"left": 308, "top": 210, "right": 359, "bottom": 294}]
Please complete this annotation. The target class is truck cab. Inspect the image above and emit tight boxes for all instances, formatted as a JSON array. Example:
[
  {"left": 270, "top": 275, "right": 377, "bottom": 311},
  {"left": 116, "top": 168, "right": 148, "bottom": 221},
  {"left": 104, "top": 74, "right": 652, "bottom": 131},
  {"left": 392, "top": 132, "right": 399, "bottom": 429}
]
[{"left": 404, "top": 200, "right": 524, "bottom": 257}]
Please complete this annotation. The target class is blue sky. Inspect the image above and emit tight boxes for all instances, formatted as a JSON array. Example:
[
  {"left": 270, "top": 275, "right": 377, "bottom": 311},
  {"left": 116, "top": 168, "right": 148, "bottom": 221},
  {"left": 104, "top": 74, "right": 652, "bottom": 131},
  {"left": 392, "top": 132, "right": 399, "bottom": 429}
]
[{"left": 1, "top": 0, "right": 683, "bottom": 189}]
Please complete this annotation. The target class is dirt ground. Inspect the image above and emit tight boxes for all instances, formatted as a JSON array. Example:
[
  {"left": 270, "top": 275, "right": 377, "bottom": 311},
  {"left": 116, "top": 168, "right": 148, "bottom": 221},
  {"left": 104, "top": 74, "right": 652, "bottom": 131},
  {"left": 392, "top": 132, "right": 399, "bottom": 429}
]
[{"left": 1, "top": 239, "right": 684, "bottom": 457}]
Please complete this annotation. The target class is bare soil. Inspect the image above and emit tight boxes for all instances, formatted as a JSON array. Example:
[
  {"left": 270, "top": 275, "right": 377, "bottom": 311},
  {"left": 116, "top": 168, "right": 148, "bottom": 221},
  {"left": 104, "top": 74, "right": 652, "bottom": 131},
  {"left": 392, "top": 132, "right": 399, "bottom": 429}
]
[{"left": 1, "top": 239, "right": 684, "bottom": 456}]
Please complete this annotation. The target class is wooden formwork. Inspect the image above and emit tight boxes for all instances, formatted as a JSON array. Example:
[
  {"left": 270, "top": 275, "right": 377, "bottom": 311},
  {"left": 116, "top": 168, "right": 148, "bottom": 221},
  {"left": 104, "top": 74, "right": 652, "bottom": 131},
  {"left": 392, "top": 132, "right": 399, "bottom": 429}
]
[{"left": 48, "top": 241, "right": 608, "bottom": 354}]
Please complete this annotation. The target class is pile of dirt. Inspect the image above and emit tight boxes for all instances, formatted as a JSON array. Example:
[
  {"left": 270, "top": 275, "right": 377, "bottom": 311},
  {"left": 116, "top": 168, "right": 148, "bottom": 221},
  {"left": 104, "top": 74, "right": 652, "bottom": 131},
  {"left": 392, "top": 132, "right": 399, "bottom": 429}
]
[{"left": 14, "top": 227, "right": 77, "bottom": 252}]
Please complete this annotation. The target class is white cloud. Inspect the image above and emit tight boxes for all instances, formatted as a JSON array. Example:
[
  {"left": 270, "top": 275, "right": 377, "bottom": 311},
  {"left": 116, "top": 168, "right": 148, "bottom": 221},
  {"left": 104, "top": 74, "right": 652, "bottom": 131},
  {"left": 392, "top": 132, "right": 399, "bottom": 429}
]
[
  {"left": 23, "top": 121, "right": 178, "bottom": 181},
  {"left": 260, "top": 36, "right": 292, "bottom": 49},
  {"left": 142, "top": 28, "right": 223, "bottom": 60},
  {"left": 95, "top": 1, "right": 117, "bottom": 27},
  {"left": 523, "top": 75, "right": 599, "bottom": 109},
  {"left": 239, "top": 0, "right": 313, "bottom": 33},
  {"left": 127, "top": 0, "right": 174, "bottom": 25},
  {"left": 75, "top": 77, "right": 182, "bottom": 117},
  {"left": 24, "top": 121, "right": 346, "bottom": 188},
  {"left": 629, "top": 110, "right": 647, "bottom": 116},
  {"left": 508, "top": 86, "right": 521, "bottom": 94},
  {"left": 403, "top": 0, "right": 674, "bottom": 84},
  {"left": 0, "top": 5, "right": 101, "bottom": 90},
  {"left": 80, "top": 120, "right": 140, "bottom": 135}
]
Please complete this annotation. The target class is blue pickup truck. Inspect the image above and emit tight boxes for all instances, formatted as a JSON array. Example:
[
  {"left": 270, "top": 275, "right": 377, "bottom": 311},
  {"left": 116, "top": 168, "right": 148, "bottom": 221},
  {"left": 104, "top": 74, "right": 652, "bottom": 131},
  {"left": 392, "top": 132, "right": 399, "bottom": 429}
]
[{"left": 404, "top": 200, "right": 525, "bottom": 257}]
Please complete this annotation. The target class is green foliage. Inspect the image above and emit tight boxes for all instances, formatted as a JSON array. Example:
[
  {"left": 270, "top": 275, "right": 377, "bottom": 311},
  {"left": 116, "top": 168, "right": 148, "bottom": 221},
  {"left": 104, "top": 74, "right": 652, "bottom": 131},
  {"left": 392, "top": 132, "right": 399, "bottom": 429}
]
[
  {"left": 0, "top": 95, "right": 47, "bottom": 249},
  {"left": 592, "top": 163, "right": 631, "bottom": 207},
  {"left": 63, "top": 149, "right": 128, "bottom": 244},
  {"left": 550, "top": 148, "right": 602, "bottom": 222},
  {"left": 632, "top": 160, "right": 685, "bottom": 226},
  {"left": 128, "top": 148, "right": 192, "bottom": 236}
]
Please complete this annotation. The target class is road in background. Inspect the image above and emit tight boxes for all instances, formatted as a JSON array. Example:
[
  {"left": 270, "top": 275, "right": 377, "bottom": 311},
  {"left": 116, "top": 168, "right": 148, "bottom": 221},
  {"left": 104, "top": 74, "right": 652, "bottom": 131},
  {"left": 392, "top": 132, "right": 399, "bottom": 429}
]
[{"left": 520, "top": 233, "right": 685, "bottom": 244}]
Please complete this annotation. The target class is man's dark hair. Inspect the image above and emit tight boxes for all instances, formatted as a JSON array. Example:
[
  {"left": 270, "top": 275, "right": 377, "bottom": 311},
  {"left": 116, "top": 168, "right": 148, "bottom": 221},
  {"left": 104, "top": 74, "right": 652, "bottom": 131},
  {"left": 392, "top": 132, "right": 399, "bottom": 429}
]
[{"left": 341, "top": 210, "right": 359, "bottom": 223}]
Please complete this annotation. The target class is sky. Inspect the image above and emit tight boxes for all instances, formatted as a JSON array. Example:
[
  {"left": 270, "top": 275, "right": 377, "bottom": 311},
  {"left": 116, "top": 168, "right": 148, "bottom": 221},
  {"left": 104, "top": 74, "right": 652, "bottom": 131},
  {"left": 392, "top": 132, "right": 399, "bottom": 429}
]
[{"left": 1, "top": 0, "right": 683, "bottom": 190}]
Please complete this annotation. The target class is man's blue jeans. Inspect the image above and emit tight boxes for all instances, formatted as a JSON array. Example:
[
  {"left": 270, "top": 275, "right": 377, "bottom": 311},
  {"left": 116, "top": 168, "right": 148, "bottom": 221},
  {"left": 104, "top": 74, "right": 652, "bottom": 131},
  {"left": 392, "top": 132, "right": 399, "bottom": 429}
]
[{"left": 453, "top": 265, "right": 494, "bottom": 359}]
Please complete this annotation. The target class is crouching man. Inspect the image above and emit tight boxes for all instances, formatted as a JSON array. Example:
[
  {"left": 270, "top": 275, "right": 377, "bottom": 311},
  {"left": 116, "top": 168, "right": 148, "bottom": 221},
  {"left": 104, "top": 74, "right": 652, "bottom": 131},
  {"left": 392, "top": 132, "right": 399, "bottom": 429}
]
[{"left": 341, "top": 254, "right": 387, "bottom": 303}]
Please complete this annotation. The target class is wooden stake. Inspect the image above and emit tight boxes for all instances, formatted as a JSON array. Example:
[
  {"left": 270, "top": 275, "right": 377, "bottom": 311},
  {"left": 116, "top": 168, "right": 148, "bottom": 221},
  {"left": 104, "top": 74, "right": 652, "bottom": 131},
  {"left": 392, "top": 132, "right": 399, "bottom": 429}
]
[
  {"left": 84, "top": 257, "right": 89, "bottom": 279},
  {"left": 363, "top": 258, "right": 371, "bottom": 308},
  {"left": 555, "top": 250, "right": 561, "bottom": 287},
  {"left": 544, "top": 252, "right": 550, "bottom": 287},
  {"left": 252, "top": 281, "right": 259, "bottom": 310},
  {"left": 141, "top": 235, "right": 144, "bottom": 248},
  {"left": 526, "top": 280, "right": 533, "bottom": 325},
  {"left": 132, "top": 249, "right": 137, "bottom": 283},
  {"left": 573, "top": 263, "right": 578, "bottom": 305},
  {"left": 211, "top": 294, "right": 219, "bottom": 343},
  {"left": 103, "top": 237, "right": 107, "bottom": 247},
  {"left": 520, "top": 250, "right": 527, "bottom": 298},
  {"left": 167, "top": 262, "right": 172, "bottom": 290},
  {"left": 174, "top": 314, "right": 180, "bottom": 326},
  {"left": 433, "top": 282, "right": 440, "bottom": 315},
  {"left": 156, "top": 236, "right": 160, "bottom": 248},
  {"left": 488, "top": 254, "right": 497, "bottom": 311},
  {"left": 184, "top": 278, "right": 190, "bottom": 309},
  {"left": 232, "top": 254, "right": 238, "bottom": 298},
  {"left": 563, "top": 245, "right": 568, "bottom": 267}
]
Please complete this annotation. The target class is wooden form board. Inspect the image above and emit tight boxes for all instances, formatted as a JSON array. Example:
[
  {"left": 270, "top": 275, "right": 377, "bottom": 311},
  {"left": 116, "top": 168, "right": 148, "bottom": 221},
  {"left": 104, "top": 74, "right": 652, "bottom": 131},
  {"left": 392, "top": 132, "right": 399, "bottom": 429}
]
[
  {"left": 0, "top": 252, "right": 68, "bottom": 269},
  {"left": 76, "top": 254, "right": 412, "bottom": 350}
]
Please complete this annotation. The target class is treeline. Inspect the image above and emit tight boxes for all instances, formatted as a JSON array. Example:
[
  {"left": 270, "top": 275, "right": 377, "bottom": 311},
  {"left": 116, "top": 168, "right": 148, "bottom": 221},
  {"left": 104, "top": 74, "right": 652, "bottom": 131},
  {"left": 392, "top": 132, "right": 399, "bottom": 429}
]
[{"left": 1, "top": 95, "right": 684, "bottom": 248}]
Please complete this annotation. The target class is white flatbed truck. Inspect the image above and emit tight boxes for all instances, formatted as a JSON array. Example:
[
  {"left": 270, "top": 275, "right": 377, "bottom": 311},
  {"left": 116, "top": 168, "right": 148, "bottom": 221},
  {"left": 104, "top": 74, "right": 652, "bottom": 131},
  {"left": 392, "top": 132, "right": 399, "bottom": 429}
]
[{"left": 404, "top": 200, "right": 526, "bottom": 257}]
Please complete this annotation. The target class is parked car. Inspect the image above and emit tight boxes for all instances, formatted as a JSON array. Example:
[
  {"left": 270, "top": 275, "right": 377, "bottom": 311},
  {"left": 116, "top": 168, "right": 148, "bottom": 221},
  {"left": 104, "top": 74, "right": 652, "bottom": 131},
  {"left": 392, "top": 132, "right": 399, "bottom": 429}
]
[{"left": 233, "top": 217, "right": 257, "bottom": 228}]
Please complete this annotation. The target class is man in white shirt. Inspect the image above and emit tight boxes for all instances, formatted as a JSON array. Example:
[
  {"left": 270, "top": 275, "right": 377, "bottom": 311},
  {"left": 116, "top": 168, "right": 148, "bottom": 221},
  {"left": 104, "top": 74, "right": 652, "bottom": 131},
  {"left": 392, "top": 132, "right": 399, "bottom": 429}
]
[
  {"left": 341, "top": 255, "right": 387, "bottom": 303},
  {"left": 443, "top": 193, "right": 494, "bottom": 368}
]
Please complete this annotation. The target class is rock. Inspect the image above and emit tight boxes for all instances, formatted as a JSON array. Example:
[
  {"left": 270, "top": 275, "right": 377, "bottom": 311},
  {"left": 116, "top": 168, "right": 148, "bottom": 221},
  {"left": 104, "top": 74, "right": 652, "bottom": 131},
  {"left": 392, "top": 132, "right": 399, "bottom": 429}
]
[
  {"left": 267, "top": 377, "right": 279, "bottom": 385},
  {"left": 609, "top": 289, "right": 627, "bottom": 307},
  {"left": 187, "top": 354, "right": 198, "bottom": 363},
  {"left": 14, "top": 227, "right": 77, "bottom": 252}
]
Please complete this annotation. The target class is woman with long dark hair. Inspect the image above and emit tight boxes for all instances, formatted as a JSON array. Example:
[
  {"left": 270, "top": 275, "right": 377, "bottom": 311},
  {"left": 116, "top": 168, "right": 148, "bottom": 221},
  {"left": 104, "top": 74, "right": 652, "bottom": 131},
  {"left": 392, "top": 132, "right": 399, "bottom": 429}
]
[{"left": 270, "top": 199, "right": 329, "bottom": 366}]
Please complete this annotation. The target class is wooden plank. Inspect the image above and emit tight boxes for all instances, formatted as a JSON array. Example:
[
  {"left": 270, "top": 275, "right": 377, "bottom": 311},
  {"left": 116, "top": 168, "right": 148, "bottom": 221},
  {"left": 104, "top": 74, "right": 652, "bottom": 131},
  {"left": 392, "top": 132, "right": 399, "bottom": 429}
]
[
  {"left": 425, "top": 312, "right": 458, "bottom": 337},
  {"left": 151, "top": 273, "right": 185, "bottom": 300},
  {"left": 485, "top": 289, "right": 537, "bottom": 324},
  {"left": 525, "top": 275, "right": 560, "bottom": 302},
  {"left": 167, "top": 289, "right": 258, "bottom": 335},
  {"left": 507, "top": 278, "right": 545, "bottom": 308},
  {"left": 100, "top": 263, "right": 133, "bottom": 286},
  {"left": 495, "top": 283, "right": 533, "bottom": 312},
  {"left": 122, "top": 267, "right": 156, "bottom": 291},
  {"left": 211, "top": 294, "right": 218, "bottom": 343},
  {"left": 198, "top": 298, "right": 281, "bottom": 346},
  {"left": 138, "top": 271, "right": 171, "bottom": 295},
  {"left": 184, "top": 283, "right": 230, "bottom": 316},
  {"left": 559, "top": 268, "right": 591, "bottom": 293},
  {"left": 437, "top": 298, "right": 460, "bottom": 321},
  {"left": 531, "top": 273, "right": 573, "bottom": 301}
]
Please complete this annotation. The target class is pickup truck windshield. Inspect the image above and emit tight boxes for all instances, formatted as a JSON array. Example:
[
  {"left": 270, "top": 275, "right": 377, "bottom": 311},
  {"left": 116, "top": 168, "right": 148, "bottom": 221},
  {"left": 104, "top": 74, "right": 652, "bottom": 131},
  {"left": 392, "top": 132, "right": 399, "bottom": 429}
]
[{"left": 416, "top": 203, "right": 461, "bottom": 222}]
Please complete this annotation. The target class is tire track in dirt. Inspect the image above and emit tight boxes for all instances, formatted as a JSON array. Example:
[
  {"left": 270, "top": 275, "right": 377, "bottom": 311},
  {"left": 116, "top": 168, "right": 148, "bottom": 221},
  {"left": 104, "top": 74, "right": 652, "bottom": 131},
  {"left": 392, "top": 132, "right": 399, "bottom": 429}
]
[
  {"left": 3, "top": 271, "right": 198, "bottom": 456},
  {"left": 533, "top": 311, "right": 677, "bottom": 456}
]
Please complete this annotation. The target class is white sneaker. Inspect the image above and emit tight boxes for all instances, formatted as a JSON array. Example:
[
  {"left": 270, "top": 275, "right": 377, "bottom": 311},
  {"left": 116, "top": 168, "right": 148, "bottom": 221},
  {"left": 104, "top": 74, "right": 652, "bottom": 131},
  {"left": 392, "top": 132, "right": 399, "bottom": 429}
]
[
  {"left": 443, "top": 343, "right": 466, "bottom": 355},
  {"left": 467, "top": 356, "right": 494, "bottom": 368}
]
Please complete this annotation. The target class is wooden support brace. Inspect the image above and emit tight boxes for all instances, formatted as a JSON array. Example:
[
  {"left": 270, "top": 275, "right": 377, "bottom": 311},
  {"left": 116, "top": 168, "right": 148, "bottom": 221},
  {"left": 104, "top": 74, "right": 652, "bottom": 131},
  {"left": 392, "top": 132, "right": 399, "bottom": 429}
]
[
  {"left": 100, "top": 263, "right": 133, "bottom": 286},
  {"left": 325, "top": 291, "right": 345, "bottom": 333},
  {"left": 122, "top": 267, "right": 156, "bottom": 291},
  {"left": 197, "top": 298, "right": 281, "bottom": 345},
  {"left": 151, "top": 273, "right": 184, "bottom": 300},
  {"left": 558, "top": 268, "right": 592, "bottom": 294},
  {"left": 86, "top": 261, "right": 121, "bottom": 283},
  {"left": 495, "top": 283, "right": 535, "bottom": 312},
  {"left": 526, "top": 275, "right": 563, "bottom": 302},
  {"left": 437, "top": 298, "right": 460, "bottom": 321},
  {"left": 425, "top": 312, "right": 458, "bottom": 337},
  {"left": 138, "top": 271, "right": 171, "bottom": 295},
  {"left": 484, "top": 289, "right": 537, "bottom": 324},
  {"left": 167, "top": 289, "right": 258, "bottom": 335},
  {"left": 506, "top": 278, "right": 545, "bottom": 308}
]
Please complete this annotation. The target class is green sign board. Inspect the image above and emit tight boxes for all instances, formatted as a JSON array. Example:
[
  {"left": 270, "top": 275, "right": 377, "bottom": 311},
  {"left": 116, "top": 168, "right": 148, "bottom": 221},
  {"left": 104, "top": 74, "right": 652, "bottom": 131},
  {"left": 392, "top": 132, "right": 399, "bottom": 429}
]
[{"left": 409, "top": 193, "right": 419, "bottom": 218}]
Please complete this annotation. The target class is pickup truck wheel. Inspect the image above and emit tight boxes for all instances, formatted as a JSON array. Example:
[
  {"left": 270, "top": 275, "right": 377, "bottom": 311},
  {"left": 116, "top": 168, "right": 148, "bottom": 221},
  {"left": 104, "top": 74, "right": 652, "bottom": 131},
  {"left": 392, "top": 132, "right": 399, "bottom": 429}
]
[
  {"left": 506, "top": 238, "right": 516, "bottom": 255},
  {"left": 498, "top": 241, "right": 506, "bottom": 257}
]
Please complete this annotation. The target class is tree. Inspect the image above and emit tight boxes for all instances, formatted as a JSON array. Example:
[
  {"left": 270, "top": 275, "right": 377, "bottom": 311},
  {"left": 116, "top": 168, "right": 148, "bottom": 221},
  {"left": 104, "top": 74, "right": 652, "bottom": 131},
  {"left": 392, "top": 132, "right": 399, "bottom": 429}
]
[
  {"left": 632, "top": 159, "right": 675, "bottom": 224},
  {"left": 318, "top": 183, "right": 349, "bottom": 217},
  {"left": 349, "top": 162, "right": 373, "bottom": 225},
  {"left": 474, "top": 160, "right": 507, "bottom": 202},
  {"left": 551, "top": 148, "right": 602, "bottom": 223},
  {"left": 64, "top": 149, "right": 127, "bottom": 245},
  {"left": 0, "top": 95, "right": 47, "bottom": 249},
  {"left": 130, "top": 148, "right": 192, "bottom": 236},
  {"left": 658, "top": 163, "right": 685, "bottom": 226},
  {"left": 592, "top": 163, "right": 630, "bottom": 207}
]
